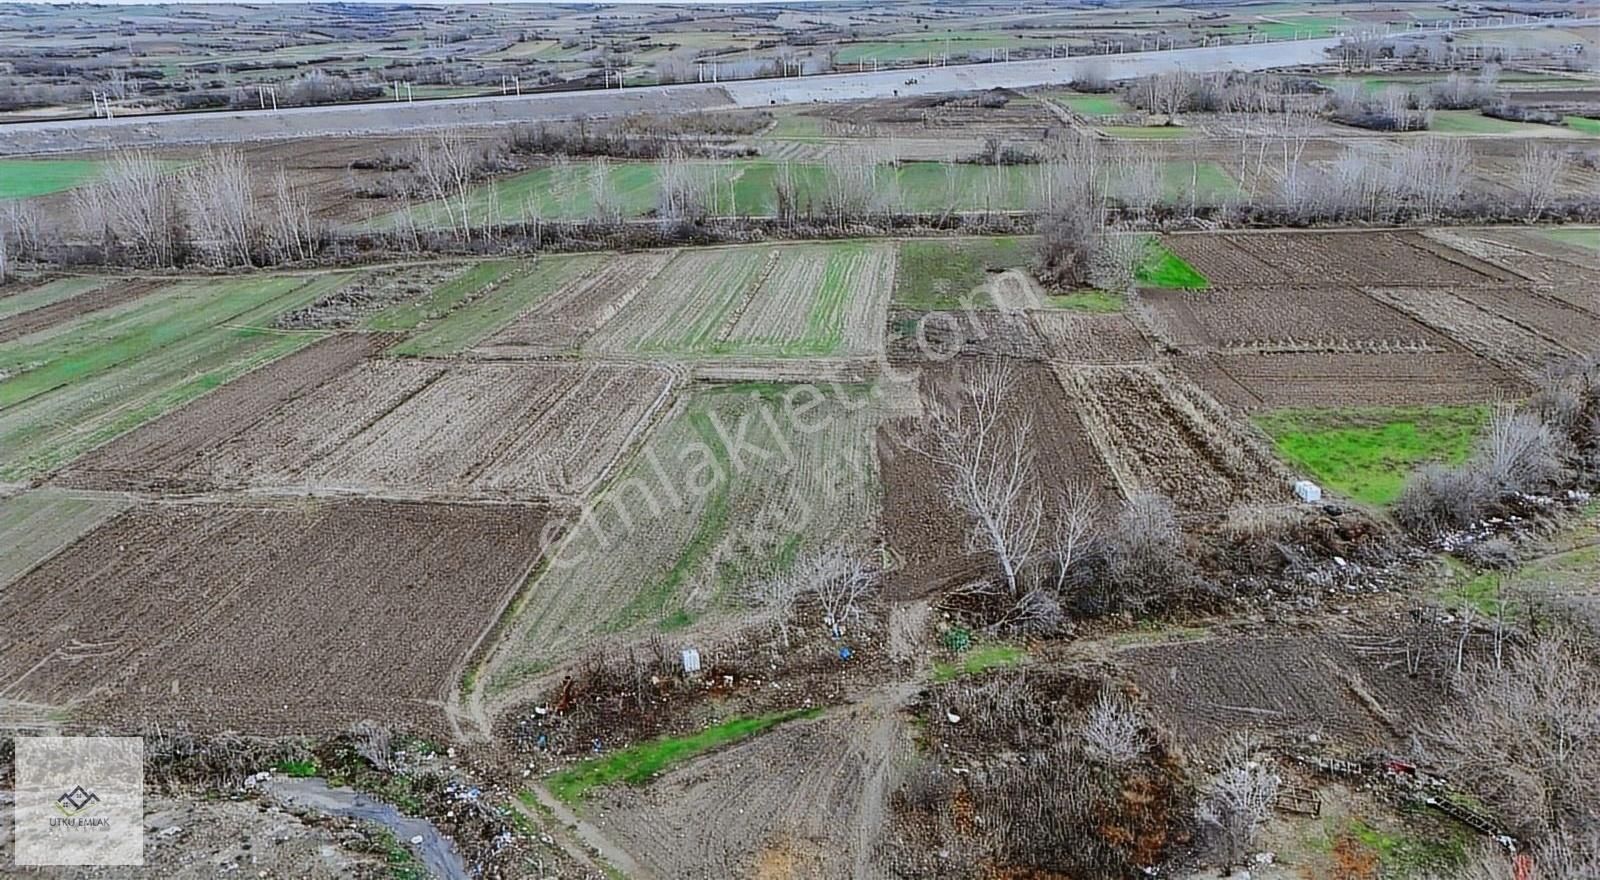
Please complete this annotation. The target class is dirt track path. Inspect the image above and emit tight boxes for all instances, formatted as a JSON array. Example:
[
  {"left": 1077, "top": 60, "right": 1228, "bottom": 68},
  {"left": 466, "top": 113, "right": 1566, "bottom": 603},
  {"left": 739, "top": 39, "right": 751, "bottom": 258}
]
[{"left": 519, "top": 782, "right": 656, "bottom": 879}]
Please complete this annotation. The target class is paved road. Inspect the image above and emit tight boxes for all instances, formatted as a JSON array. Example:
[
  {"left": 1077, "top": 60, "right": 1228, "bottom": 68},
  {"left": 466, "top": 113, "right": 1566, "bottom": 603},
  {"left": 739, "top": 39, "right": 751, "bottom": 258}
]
[{"left": 0, "top": 39, "right": 1341, "bottom": 154}]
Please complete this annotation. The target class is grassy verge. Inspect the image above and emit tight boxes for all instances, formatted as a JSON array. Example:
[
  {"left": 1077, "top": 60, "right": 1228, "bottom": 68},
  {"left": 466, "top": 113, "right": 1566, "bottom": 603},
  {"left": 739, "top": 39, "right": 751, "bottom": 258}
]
[
  {"left": 932, "top": 642, "right": 1027, "bottom": 682},
  {"left": 1056, "top": 93, "right": 1127, "bottom": 116},
  {"left": 547, "top": 708, "right": 821, "bottom": 803},
  {"left": 892, "top": 237, "right": 1025, "bottom": 309},
  {"left": 1136, "top": 242, "right": 1208, "bottom": 289},
  {"left": 1254, "top": 405, "right": 1489, "bottom": 506}
]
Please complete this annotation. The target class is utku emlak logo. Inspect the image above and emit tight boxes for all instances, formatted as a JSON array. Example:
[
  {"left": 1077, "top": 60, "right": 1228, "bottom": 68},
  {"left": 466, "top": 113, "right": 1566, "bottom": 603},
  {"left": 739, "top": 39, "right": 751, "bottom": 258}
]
[{"left": 51, "top": 785, "right": 111, "bottom": 828}]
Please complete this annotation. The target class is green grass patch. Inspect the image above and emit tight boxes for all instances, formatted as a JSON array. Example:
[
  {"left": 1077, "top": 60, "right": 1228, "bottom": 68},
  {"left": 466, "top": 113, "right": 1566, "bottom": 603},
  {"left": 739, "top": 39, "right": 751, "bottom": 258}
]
[
  {"left": 0, "top": 159, "right": 103, "bottom": 200},
  {"left": 1563, "top": 115, "right": 1600, "bottom": 136},
  {"left": 1056, "top": 93, "right": 1127, "bottom": 116},
  {"left": 273, "top": 758, "right": 319, "bottom": 778},
  {"left": 1341, "top": 818, "right": 1471, "bottom": 878},
  {"left": 1160, "top": 161, "right": 1241, "bottom": 203},
  {"left": 1541, "top": 226, "right": 1600, "bottom": 250},
  {"left": 1254, "top": 405, "right": 1490, "bottom": 506},
  {"left": 1135, "top": 242, "right": 1208, "bottom": 290},
  {"left": 547, "top": 708, "right": 821, "bottom": 803},
  {"left": 892, "top": 237, "right": 1024, "bottom": 309},
  {"left": 932, "top": 642, "right": 1027, "bottom": 682},
  {"left": 1428, "top": 110, "right": 1549, "bottom": 134},
  {"left": 1046, "top": 290, "right": 1123, "bottom": 312}
]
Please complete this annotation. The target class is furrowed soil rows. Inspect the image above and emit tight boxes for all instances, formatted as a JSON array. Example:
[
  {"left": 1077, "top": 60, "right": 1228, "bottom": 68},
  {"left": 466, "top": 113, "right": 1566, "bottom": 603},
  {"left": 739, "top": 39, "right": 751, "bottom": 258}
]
[
  {"left": 1421, "top": 228, "right": 1600, "bottom": 286},
  {"left": 1142, "top": 285, "right": 1455, "bottom": 353},
  {"left": 585, "top": 242, "right": 894, "bottom": 358},
  {"left": 1219, "top": 231, "right": 1510, "bottom": 287},
  {"left": 485, "top": 382, "right": 879, "bottom": 696},
  {"left": 724, "top": 241, "right": 895, "bottom": 358},
  {"left": 887, "top": 309, "right": 1048, "bottom": 363},
  {"left": 1362, "top": 286, "right": 1580, "bottom": 379},
  {"left": 585, "top": 247, "right": 768, "bottom": 355},
  {"left": 0, "top": 498, "right": 552, "bottom": 733},
  {"left": 0, "top": 272, "right": 357, "bottom": 480},
  {"left": 1179, "top": 351, "right": 1525, "bottom": 411},
  {"left": 0, "top": 277, "right": 113, "bottom": 322},
  {"left": 191, "top": 361, "right": 675, "bottom": 501},
  {"left": 0, "top": 279, "right": 163, "bottom": 343},
  {"left": 593, "top": 694, "right": 912, "bottom": 878},
  {"left": 1449, "top": 285, "right": 1600, "bottom": 353},
  {"left": 0, "top": 488, "right": 130, "bottom": 588},
  {"left": 61, "top": 332, "right": 391, "bottom": 492},
  {"left": 1030, "top": 312, "right": 1156, "bottom": 363},
  {"left": 1065, "top": 364, "right": 1291, "bottom": 511},
  {"left": 879, "top": 361, "right": 1114, "bottom": 598},
  {"left": 1161, "top": 233, "right": 1286, "bottom": 285},
  {"left": 479, "top": 250, "right": 677, "bottom": 356},
  {"left": 1119, "top": 632, "right": 1439, "bottom": 749}
]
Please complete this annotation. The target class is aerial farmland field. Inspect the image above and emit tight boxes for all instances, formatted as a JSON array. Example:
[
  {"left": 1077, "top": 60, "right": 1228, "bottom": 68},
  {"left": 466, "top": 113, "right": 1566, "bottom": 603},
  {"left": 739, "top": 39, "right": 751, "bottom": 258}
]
[{"left": 4, "top": 2, "right": 1600, "bottom": 876}]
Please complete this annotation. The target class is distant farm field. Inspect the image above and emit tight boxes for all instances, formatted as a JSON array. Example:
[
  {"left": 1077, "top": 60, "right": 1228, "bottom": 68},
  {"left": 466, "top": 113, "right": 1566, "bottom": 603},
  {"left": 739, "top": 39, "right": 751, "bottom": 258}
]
[{"left": 0, "top": 158, "right": 101, "bottom": 199}]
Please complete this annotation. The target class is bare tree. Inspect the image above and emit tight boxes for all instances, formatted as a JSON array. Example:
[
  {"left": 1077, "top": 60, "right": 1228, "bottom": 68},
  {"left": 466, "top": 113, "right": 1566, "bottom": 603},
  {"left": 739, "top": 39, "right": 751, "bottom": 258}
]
[
  {"left": 414, "top": 130, "right": 482, "bottom": 241},
  {"left": 745, "top": 545, "right": 879, "bottom": 644},
  {"left": 656, "top": 147, "right": 715, "bottom": 224},
  {"left": 1196, "top": 732, "right": 1280, "bottom": 868},
  {"left": 1424, "top": 627, "right": 1600, "bottom": 838},
  {"left": 1082, "top": 689, "right": 1142, "bottom": 764},
  {"left": 181, "top": 149, "right": 256, "bottom": 267},
  {"left": 263, "top": 167, "right": 318, "bottom": 264},
  {"left": 1514, "top": 143, "right": 1570, "bottom": 223},
  {"left": 74, "top": 150, "right": 181, "bottom": 267},
  {"left": 1045, "top": 481, "right": 1097, "bottom": 596},
  {"left": 918, "top": 362, "right": 1041, "bottom": 596}
]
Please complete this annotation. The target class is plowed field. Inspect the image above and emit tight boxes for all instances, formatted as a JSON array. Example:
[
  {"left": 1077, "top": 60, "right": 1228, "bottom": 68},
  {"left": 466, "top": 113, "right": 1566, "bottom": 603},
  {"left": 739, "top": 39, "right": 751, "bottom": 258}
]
[{"left": 0, "top": 498, "right": 552, "bottom": 733}]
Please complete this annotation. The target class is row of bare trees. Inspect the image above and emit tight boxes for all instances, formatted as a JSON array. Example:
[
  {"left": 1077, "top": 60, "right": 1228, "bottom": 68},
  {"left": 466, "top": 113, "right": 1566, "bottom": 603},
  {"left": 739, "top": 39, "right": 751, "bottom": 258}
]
[{"left": 71, "top": 149, "right": 319, "bottom": 268}]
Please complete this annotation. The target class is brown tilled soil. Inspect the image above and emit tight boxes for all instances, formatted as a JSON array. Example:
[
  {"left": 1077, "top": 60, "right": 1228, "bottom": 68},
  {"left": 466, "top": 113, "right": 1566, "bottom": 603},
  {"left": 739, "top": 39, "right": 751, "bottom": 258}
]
[
  {"left": 1116, "top": 628, "right": 1445, "bottom": 750},
  {"left": 66, "top": 357, "right": 673, "bottom": 502},
  {"left": 1163, "top": 230, "right": 1513, "bottom": 288},
  {"left": 878, "top": 359, "right": 1116, "bottom": 598},
  {"left": 0, "top": 497, "right": 553, "bottom": 734},
  {"left": 1141, "top": 285, "right": 1457, "bottom": 353},
  {"left": 591, "top": 688, "right": 914, "bottom": 879},
  {"left": 886, "top": 308, "right": 1048, "bottom": 363},
  {"left": 1030, "top": 311, "right": 1157, "bottom": 363},
  {"left": 60, "top": 332, "right": 391, "bottom": 491},
  {"left": 1176, "top": 351, "right": 1527, "bottom": 411},
  {"left": 1065, "top": 364, "right": 1292, "bottom": 510},
  {"left": 479, "top": 249, "right": 677, "bottom": 356},
  {"left": 1362, "top": 285, "right": 1581, "bottom": 379},
  {"left": 0, "top": 279, "right": 164, "bottom": 343}
]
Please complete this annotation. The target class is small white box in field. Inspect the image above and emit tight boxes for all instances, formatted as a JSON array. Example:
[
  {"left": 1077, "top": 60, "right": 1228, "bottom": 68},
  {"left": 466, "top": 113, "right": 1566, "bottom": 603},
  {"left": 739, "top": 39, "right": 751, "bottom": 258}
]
[
  {"left": 1294, "top": 480, "right": 1323, "bottom": 503},
  {"left": 681, "top": 648, "right": 701, "bottom": 675}
]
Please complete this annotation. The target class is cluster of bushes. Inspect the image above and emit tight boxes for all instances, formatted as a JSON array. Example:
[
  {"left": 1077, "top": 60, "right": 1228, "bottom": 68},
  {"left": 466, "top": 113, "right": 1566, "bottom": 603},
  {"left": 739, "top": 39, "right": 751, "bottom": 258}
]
[{"left": 1396, "top": 354, "right": 1600, "bottom": 534}]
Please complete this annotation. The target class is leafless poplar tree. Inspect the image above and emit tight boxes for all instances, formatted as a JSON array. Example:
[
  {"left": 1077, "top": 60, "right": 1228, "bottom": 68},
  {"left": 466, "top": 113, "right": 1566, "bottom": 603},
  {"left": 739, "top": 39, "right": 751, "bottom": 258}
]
[
  {"left": 263, "top": 168, "right": 318, "bottom": 264},
  {"left": 744, "top": 545, "right": 878, "bottom": 645},
  {"left": 182, "top": 149, "right": 256, "bottom": 267},
  {"left": 918, "top": 361, "right": 1040, "bottom": 596},
  {"left": 657, "top": 147, "right": 715, "bottom": 223},
  {"left": 74, "top": 150, "right": 181, "bottom": 267},
  {"left": 414, "top": 130, "right": 481, "bottom": 241},
  {"left": 1514, "top": 143, "right": 1570, "bottom": 223}
]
